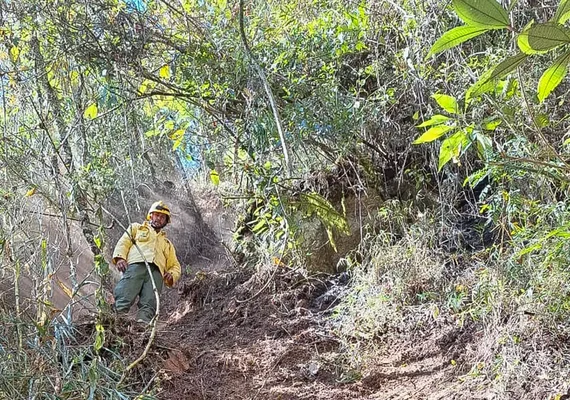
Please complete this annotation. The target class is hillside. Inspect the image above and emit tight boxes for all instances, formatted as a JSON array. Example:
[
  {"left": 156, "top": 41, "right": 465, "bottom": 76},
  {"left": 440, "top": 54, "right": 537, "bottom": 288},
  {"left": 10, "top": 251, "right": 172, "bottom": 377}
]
[{"left": 3, "top": 0, "right": 570, "bottom": 398}]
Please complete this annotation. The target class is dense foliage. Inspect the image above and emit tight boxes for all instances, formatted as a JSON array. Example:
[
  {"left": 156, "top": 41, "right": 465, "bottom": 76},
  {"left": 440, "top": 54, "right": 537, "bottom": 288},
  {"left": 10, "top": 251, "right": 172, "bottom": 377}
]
[{"left": 2, "top": 0, "right": 570, "bottom": 397}]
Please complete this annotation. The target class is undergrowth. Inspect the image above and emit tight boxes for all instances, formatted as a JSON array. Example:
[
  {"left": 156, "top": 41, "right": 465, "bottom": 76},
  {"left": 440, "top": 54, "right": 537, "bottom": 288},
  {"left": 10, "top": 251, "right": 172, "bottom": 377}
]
[
  {"left": 330, "top": 190, "right": 570, "bottom": 397},
  {"left": 0, "top": 311, "right": 158, "bottom": 399}
]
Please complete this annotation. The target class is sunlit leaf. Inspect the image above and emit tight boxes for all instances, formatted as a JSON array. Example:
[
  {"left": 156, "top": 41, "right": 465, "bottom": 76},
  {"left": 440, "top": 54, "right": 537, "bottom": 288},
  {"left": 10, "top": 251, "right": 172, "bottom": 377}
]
[
  {"left": 554, "top": 0, "right": 570, "bottom": 24},
  {"left": 475, "top": 132, "right": 493, "bottom": 160},
  {"left": 452, "top": 0, "right": 510, "bottom": 29},
  {"left": 534, "top": 113, "right": 550, "bottom": 127},
  {"left": 432, "top": 94, "right": 459, "bottom": 114},
  {"left": 138, "top": 81, "right": 149, "bottom": 94},
  {"left": 9, "top": 46, "right": 19, "bottom": 62},
  {"left": 299, "top": 192, "right": 350, "bottom": 236},
  {"left": 416, "top": 114, "right": 451, "bottom": 128},
  {"left": 467, "top": 52, "right": 528, "bottom": 100},
  {"left": 84, "top": 103, "right": 98, "bottom": 119},
  {"left": 171, "top": 129, "right": 185, "bottom": 150},
  {"left": 94, "top": 235, "right": 102, "bottom": 249},
  {"left": 537, "top": 50, "right": 570, "bottom": 102},
  {"left": 518, "top": 23, "right": 570, "bottom": 54},
  {"left": 251, "top": 219, "right": 268, "bottom": 233},
  {"left": 159, "top": 64, "right": 171, "bottom": 79},
  {"left": 427, "top": 26, "right": 489, "bottom": 57},
  {"left": 413, "top": 125, "right": 455, "bottom": 144},
  {"left": 70, "top": 70, "right": 79, "bottom": 86},
  {"left": 483, "top": 119, "right": 501, "bottom": 130},
  {"left": 145, "top": 129, "right": 159, "bottom": 137},
  {"left": 94, "top": 323, "right": 105, "bottom": 352},
  {"left": 210, "top": 169, "right": 220, "bottom": 186},
  {"left": 464, "top": 166, "right": 489, "bottom": 188},
  {"left": 438, "top": 129, "right": 470, "bottom": 171}
]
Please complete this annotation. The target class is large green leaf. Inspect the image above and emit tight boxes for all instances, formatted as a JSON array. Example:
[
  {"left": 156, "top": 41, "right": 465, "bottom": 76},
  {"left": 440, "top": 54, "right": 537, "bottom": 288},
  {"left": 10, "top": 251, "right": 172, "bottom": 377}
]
[
  {"left": 466, "top": 52, "right": 528, "bottom": 100},
  {"left": 452, "top": 0, "right": 510, "bottom": 29},
  {"left": 518, "top": 23, "right": 570, "bottom": 54},
  {"left": 554, "top": 0, "right": 570, "bottom": 24},
  {"left": 538, "top": 50, "right": 570, "bottom": 102},
  {"left": 432, "top": 93, "right": 459, "bottom": 114},
  {"left": 438, "top": 129, "right": 471, "bottom": 171},
  {"left": 416, "top": 114, "right": 451, "bottom": 128},
  {"left": 414, "top": 125, "right": 455, "bottom": 144},
  {"left": 427, "top": 26, "right": 489, "bottom": 57},
  {"left": 299, "top": 192, "right": 350, "bottom": 236}
]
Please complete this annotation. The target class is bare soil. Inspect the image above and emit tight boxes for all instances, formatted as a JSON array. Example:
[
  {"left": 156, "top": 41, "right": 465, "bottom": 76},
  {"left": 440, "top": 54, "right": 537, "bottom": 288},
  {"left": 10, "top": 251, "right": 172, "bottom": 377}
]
[{"left": 111, "top": 261, "right": 479, "bottom": 400}]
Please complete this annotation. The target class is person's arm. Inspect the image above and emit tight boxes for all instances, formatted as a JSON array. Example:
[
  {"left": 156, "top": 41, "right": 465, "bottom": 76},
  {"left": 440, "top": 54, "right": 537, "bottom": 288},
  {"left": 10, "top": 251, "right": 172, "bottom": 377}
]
[
  {"left": 163, "top": 241, "right": 181, "bottom": 286},
  {"left": 112, "top": 224, "right": 138, "bottom": 271}
]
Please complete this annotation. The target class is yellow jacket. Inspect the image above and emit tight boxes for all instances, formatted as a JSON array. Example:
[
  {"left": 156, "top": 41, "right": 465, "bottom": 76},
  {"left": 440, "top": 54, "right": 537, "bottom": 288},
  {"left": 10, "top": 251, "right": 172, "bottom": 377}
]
[{"left": 112, "top": 222, "right": 181, "bottom": 284}]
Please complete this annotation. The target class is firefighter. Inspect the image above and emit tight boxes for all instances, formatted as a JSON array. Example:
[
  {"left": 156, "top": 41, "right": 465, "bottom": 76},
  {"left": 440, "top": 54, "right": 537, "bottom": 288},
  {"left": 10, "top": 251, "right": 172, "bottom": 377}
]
[{"left": 112, "top": 201, "right": 181, "bottom": 324}]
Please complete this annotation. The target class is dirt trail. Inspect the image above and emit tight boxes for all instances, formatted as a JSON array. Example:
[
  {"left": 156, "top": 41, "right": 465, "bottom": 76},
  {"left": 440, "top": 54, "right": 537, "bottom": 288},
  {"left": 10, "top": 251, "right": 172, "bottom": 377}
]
[{"left": 132, "top": 259, "right": 475, "bottom": 400}]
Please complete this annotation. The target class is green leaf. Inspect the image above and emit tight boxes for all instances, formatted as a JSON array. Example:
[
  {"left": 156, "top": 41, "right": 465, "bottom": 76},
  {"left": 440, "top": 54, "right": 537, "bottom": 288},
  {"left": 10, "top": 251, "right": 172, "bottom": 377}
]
[
  {"left": 517, "top": 20, "right": 536, "bottom": 54},
  {"left": 84, "top": 103, "right": 98, "bottom": 120},
  {"left": 452, "top": 0, "right": 510, "bottom": 29},
  {"left": 9, "top": 46, "right": 19, "bottom": 62},
  {"left": 475, "top": 132, "right": 493, "bottom": 160},
  {"left": 534, "top": 113, "right": 550, "bottom": 127},
  {"left": 94, "top": 323, "right": 105, "bottom": 352},
  {"left": 251, "top": 219, "right": 268, "bottom": 233},
  {"left": 427, "top": 26, "right": 489, "bottom": 57},
  {"left": 298, "top": 192, "right": 350, "bottom": 236},
  {"left": 518, "top": 23, "right": 570, "bottom": 54},
  {"left": 95, "top": 254, "right": 109, "bottom": 275},
  {"left": 138, "top": 79, "right": 154, "bottom": 94},
  {"left": 326, "top": 227, "right": 338, "bottom": 252},
  {"left": 537, "top": 50, "right": 570, "bottom": 102},
  {"left": 464, "top": 167, "right": 489, "bottom": 188},
  {"left": 432, "top": 94, "right": 459, "bottom": 114},
  {"left": 554, "top": 0, "right": 570, "bottom": 24},
  {"left": 467, "top": 52, "right": 528, "bottom": 100},
  {"left": 170, "top": 129, "right": 185, "bottom": 150},
  {"left": 546, "top": 228, "right": 570, "bottom": 239},
  {"left": 413, "top": 125, "right": 455, "bottom": 144},
  {"left": 416, "top": 114, "right": 451, "bottom": 128},
  {"left": 210, "top": 169, "right": 220, "bottom": 186},
  {"left": 483, "top": 119, "right": 501, "bottom": 130},
  {"left": 438, "top": 129, "right": 471, "bottom": 171}
]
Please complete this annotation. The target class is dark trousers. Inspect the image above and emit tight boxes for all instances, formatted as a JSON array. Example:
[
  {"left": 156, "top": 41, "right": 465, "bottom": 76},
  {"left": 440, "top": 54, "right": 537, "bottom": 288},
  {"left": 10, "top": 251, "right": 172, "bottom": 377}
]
[{"left": 113, "top": 262, "right": 163, "bottom": 322}]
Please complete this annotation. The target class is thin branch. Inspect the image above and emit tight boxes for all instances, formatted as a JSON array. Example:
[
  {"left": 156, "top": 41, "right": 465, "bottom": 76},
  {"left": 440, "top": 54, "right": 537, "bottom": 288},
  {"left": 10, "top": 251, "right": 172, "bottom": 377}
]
[{"left": 238, "top": 0, "right": 291, "bottom": 177}]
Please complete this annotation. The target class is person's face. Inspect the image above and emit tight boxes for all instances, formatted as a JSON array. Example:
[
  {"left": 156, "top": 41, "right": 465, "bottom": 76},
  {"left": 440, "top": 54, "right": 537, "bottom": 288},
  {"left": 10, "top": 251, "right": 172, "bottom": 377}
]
[{"left": 150, "top": 212, "right": 168, "bottom": 229}]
